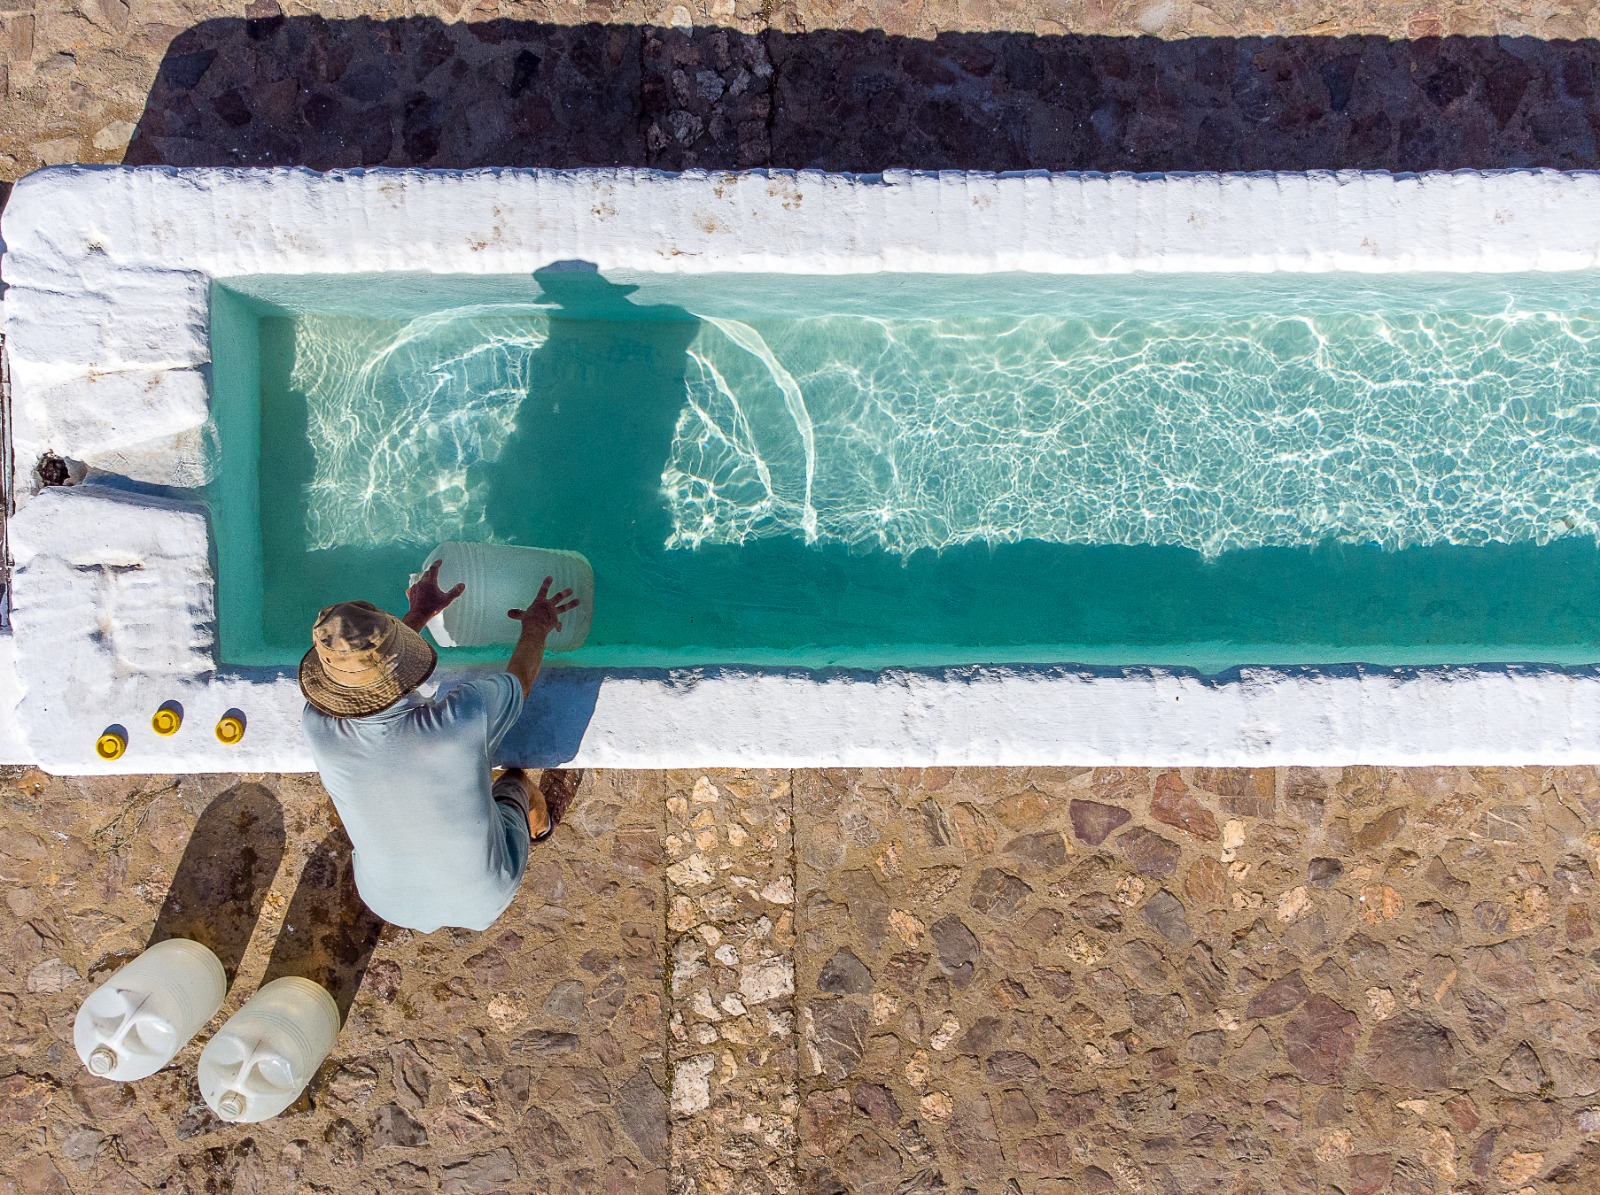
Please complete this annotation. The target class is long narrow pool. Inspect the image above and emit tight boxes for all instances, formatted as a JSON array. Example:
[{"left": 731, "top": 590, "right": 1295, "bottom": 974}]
[{"left": 210, "top": 269, "right": 1600, "bottom": 672}]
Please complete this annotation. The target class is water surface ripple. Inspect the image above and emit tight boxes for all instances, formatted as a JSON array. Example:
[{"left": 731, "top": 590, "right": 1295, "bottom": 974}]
[
  {"left": 287, "top": 279, "right": 1600, "bottom": 561},
  {"left": 665, "top": 304, "right": 1600, "bottom": 558}
]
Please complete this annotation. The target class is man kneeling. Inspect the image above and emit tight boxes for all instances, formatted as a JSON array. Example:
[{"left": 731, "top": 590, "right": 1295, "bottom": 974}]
[{"left": 299, "top": 563, "right": 579, "bottom": 933}]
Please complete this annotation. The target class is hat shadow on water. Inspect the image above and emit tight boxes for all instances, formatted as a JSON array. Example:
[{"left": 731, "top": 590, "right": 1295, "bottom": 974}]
[{"left": 147, "top": 782, "right": 287, "bottom": 986}]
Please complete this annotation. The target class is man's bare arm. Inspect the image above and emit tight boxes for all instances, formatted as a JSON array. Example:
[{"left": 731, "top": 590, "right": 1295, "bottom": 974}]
[{"left": 505, "top": 576, "right": 580, "bottom": 699}]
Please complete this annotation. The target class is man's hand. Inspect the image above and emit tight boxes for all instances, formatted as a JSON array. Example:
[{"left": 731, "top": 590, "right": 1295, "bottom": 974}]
[
  {"left": 402, "top": 559, "right": 465, "bottom": 631},
  {"left": 504, "top": 577, "right": 581, "bottom": 698},
  {"left": 507, "top": 576, "right": 580, "bottom": 637}
]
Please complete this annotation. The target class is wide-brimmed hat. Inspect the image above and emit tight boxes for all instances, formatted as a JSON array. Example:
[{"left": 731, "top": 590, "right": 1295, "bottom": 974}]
[{"left": 299, "top": 601, "right": 436, "bottom": 718}]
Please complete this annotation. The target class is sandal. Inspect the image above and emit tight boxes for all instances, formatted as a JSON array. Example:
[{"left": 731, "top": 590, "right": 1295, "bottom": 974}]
[{"left": 533, "top": 769, "right": 580, "bottom": 841}]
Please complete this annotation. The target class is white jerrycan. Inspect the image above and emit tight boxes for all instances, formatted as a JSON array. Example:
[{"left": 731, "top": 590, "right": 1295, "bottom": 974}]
[
  {"left": 417, "top": 542, "right": 594, "bottom": 651},
  {"left": 197, "top": 976, "right": 341, "bottom": 1123},
  {"left": 74, "top": 938, "right": 228, "bottom": 1082}
]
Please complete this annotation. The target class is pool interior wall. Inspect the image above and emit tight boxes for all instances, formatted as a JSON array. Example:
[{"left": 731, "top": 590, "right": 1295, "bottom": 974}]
[{"left": 210, "top": 269, "right": 1600, "bottom": 673}]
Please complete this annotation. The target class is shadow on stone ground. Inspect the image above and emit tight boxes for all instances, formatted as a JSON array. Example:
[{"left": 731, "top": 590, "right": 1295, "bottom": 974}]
[
  {"left": 260, "top": 830, "right": 385, "bottom": 1025},
  {"left": 145, "top": 782, "right": 285, "bottom": 986},
  {"left": 126, "top": 19, "right": 1600, "bottom": 173}
]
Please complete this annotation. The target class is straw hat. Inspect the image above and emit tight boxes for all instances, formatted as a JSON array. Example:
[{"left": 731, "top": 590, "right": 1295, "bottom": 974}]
[{"left": 299, "top": 601, "right": 436, "bottom": 718}]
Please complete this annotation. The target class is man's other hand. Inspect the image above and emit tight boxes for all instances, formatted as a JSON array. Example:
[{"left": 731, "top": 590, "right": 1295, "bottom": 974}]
[
  {"left": 403, "top": 559, "right": 466, "bottom": 630},
  {"left": 508, "top": 576, "right": 580, "bottom": 637}
]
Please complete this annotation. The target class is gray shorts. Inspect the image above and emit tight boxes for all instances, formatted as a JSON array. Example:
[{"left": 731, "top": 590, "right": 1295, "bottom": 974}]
[{"left": 492, "top": 772, "right": 533, "bottom": 869}]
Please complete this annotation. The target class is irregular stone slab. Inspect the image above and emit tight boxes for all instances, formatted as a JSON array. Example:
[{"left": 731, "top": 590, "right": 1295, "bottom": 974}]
[
  {"left": 1150, "top": 772, "right": 1220, "bottom": 841},
  {"left": 1284, "top": 995, "right": 1360, "bottom": 1083},
  {"left": 817, "top": 948, "right": 874, "bottom": 995},
  {"left": 1246, "top": 971, "right": 1311, "bottom": 1019},
  {"left": 618, "top": 1071, "right": 668, "bottom": 1167},
  {"left": 1070, "top": 799, "right": 1131, "bottom": 846},
  {"left": 969, "top": 868, "right": 1034, "bottom": 917},
  {"left": 929, "top": 915, "right": 981, "bottom": 985},
  {"left": 1115, "top": 827, "right": 1182, "bottom": 878},
  {"left": 1003, "top": 831, "right": 1069, "bottom": 869},
  {"left": 806, "top": 1000, "right": 868, "bottom": 1081},
  {"left": 1364, "top": 1014, "right": 1462, "bottom": 1090},
  {"left": 1139, "top": 890, "right": 1195, "bottom": 945},
  {"left": 440, "top": 1148, "right": 518, "bottom": 1194}
]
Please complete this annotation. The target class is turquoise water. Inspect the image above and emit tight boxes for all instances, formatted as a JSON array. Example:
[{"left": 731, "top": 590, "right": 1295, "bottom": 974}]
[{"left": 210, "top": 270, "right": 1600, "bottom": 670}]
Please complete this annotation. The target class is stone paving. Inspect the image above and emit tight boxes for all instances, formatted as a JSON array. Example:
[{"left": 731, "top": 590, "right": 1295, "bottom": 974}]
[
  {"left": 7, "top": 763, "right": 1600, "bottom": 1192},
  {"left": 0, "top": 765, "right": 669, "bottom": 1194}
]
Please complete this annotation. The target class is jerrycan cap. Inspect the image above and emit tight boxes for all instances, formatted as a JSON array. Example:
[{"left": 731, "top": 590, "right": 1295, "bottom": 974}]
[
  {"left": 95, "top": 727, "right": 127, "bottom": 761},
  {"left": 152, "top": 701, "right": 183, "bottom": 736},
  {"left": 87, "top": 1045, "right": 117, "bottom": 1076}
]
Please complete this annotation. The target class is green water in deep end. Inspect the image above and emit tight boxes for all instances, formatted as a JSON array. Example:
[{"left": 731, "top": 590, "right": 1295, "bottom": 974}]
[{"left": 211, "top": 271, "right": 1600, "bottom": 670}]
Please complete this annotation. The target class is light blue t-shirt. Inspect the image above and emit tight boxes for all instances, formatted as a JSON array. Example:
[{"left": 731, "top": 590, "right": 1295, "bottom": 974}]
[{"left": 302, "top": 672, "right": 527, "bottom": 933}]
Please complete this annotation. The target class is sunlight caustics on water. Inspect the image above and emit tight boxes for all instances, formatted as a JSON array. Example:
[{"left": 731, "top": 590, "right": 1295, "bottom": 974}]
[
  {"left": 667, "top": 307, "right": 1600, "bottom": 558},
  {"left": 211, "top": 272, "right": 1600, "bottom": 670},
  {"left": 291, "top": 306, "right": 548, "bottom": 550}
]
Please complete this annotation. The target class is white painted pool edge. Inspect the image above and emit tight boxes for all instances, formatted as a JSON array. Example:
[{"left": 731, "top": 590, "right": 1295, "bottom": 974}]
[{"left": 6, "top": 164, "right": 1600, "bottom": 773}]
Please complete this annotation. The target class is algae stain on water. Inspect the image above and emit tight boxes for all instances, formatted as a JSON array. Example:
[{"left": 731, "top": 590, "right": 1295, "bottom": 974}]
[{"left": 240, "top": 271, "right": 1600, "bottom": 669}]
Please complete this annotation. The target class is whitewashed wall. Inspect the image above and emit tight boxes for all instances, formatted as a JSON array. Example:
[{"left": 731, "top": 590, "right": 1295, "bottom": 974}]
[{"left": 5, "top": 166, "right": 1600, "bottom": 772}]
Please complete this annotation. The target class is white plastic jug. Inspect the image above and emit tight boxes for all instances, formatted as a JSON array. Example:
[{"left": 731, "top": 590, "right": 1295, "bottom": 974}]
[
  {"left": 416, "top": 542, "right": 594, "bottom": 651},
  {"left": 197, "top": 976, "right": 341, "bottom": 1123},
  {"left": 74, "top": 938, "right": 228, "bottom": 1082}
]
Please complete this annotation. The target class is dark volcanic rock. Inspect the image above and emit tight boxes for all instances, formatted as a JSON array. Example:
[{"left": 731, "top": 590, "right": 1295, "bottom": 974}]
[
  {"left": 1283, "top": 995, "right": 1360, "bottom": 1083},
  {"left": 1363, "top": 1014, "right": 1461, "bottom": 1090},
  {"left": 818, "top": 948, "right": 874, "bottom": 995},
  {"left": 1114, "top": 827, "right": 1182, "bottom": 878},
  {"left": 1069, "top": 799, "right": 1131, "bottom": 846}
]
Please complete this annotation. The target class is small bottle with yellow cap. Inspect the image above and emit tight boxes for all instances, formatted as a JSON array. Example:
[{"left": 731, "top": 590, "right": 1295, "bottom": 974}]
[
  {"left": 96, "top": 726, "right": 128, "bottom": 761},
  {"left": 152, "top": 701, "right": 184, "bottom": 737},
  {"left": 215, "top": 710, "right": 247, "bottom": 745}
]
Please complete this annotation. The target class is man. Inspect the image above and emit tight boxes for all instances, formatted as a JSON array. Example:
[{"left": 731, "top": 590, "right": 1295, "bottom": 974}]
[{"left": 298, "top": 562, "right": 580, "bottom": 933}]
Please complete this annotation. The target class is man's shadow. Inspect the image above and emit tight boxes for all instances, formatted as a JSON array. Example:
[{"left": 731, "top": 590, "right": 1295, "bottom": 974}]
[
  {"left": 147, "top": 789, "right": 382, "bottom": 1024},
  {"left": 483, "top": 265, "right": 700, "bottom": 765},
  {"left": 261, "top": 830, "right": 386, "bottom": 1025},
  {"left": 147, "top": 783, "right": 286, "bottom": 985}
]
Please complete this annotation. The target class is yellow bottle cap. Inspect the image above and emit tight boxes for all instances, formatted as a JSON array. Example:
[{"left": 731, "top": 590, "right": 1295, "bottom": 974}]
[
  {"left": 215, "top": 715, "right": 245, "bottom": 745},
  {"left": 96, "top": 730, "right": 127, "bottom": 760},
  {"left": 152, "top": 706, "right": 182, "bottom": 736}
]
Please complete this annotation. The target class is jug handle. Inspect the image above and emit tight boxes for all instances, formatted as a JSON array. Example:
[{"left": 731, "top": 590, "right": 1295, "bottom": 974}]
[{"left": 94, "top": 990, "right": 155, "bottom": 1049}]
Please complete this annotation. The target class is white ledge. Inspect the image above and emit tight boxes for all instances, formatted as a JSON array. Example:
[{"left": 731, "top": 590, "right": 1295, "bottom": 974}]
[{"left": 6, "top": 165, "right": 1600, "bottom": 771}]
